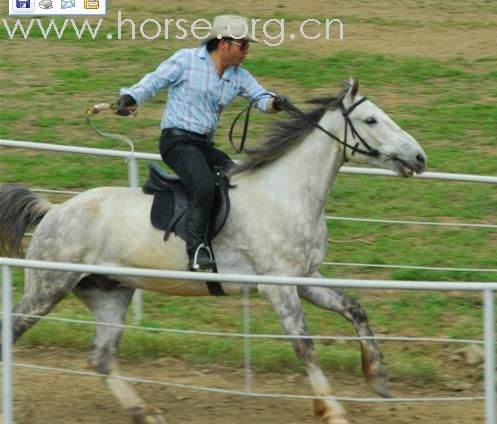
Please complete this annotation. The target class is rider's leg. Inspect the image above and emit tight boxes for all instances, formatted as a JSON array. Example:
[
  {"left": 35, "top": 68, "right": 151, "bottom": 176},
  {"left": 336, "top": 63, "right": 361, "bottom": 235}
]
[
  {"left": 202, "top": 144, "right": 235, "bottom": 171},
  {"left": 162, "top": 143, "right": 216, "bottom": 270}
]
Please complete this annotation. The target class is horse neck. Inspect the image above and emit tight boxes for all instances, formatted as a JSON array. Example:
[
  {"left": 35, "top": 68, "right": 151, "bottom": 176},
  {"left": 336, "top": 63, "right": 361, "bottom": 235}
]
[{"left": 255, "top": 109, "right": 346, "bottom": 219}]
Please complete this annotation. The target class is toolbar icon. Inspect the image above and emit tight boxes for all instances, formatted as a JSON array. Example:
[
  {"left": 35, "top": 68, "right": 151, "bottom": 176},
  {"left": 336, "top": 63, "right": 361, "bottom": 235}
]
[
  {"left": 61, "top": 0, "right": 75, "bottom": 8},
  {"left": 39, "top": 0, "right": 53, "bottom": 9},
  {"left": 13, "top": 0, "right": 35, "bottom": 12},
  {"left": 84, "top": 0, "right": 99, "bottom": 9}
]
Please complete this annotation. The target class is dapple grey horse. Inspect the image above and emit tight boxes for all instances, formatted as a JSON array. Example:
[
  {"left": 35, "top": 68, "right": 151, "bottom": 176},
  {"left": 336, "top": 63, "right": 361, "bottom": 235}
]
[{"left": 0, "top": 80, "right": 426, "bottom": 424}]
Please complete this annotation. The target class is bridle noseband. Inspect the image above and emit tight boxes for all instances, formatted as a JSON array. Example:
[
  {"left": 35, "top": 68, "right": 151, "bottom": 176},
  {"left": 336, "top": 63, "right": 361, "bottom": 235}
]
[{"left": 229, "top": 93, "right": 380, "bottom": 161}]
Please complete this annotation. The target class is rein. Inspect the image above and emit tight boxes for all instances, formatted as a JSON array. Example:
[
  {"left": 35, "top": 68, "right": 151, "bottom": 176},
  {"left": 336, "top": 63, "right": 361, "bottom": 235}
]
[
  {"left": 229, "top": 94, "right": 380, "bottom": 161},
  {"left": 229, "top": 92, "right": 274, "bottom": 153}
]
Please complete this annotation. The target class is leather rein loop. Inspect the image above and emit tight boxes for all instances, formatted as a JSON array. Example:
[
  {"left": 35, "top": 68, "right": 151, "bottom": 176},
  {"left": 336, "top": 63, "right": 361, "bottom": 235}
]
[{"left": 229, "top": 92, "right": 275, "bottom": 153}]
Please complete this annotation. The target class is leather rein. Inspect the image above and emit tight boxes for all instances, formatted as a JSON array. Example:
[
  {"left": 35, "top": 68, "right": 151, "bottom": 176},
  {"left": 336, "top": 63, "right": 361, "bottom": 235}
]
[{"left": 229, "top": 93, "right": 380, "bottom": 162}]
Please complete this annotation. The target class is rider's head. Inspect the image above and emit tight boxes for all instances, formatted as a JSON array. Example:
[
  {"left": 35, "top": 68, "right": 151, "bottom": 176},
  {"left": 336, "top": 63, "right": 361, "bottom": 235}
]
[{"left": 203, "top": 16, "right": 259, "bottom": 65}]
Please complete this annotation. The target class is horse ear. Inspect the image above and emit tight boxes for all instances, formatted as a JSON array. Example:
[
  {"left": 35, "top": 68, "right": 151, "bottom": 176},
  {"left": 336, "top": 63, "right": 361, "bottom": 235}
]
[{"left": 350, "top": 78, "right": 359, "bottom": 98}]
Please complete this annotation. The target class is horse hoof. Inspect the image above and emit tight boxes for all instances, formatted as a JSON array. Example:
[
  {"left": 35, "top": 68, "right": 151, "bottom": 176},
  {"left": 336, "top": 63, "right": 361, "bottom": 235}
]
[
  {"left": 144, "top": 416, "right": 167, "bottom": 424},
  {"left": 324, "top": 417, "right": 349, "bottom": 424},
  {"left": 131, "top": 405, "right": 167, "bottom": 424},
  {"left": 363, "top": 357, "right": 391, "bottom": 398},
  {"left": 367, "top": 374, "right": 391, "bottom": 398},
  {"left": 133, "top": 415, "right": 167, "bottom": 424}
]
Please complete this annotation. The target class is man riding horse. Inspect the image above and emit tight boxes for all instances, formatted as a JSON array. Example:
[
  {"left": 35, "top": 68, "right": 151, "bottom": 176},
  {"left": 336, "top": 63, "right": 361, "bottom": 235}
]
[{"left": 115, "top": 15, "right": 289, "bottom": 270}]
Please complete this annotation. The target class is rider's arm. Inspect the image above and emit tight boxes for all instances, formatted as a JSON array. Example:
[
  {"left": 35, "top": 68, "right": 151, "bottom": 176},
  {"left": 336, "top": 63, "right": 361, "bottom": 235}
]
[
  {"left": 237, "top": 69, "right": 289, "bottom": 113},
  {"left": 119, "top": 50, "right": 185, "bottom": 105},
  {"left": 237, "top": 68, "right": 275, "bottom": 113}
]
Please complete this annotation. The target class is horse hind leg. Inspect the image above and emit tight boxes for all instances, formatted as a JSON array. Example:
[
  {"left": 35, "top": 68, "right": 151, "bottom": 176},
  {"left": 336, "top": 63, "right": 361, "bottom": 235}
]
[
  {"left": 259, "top": 284, "right": 349, "bottom": 424},
  {"left": 1, "top": 268, "right": 80, "bottom": 349},
  {"left": 298, "top": 276, "right": 390, "bottom": 398},
  {"left": 73, "top": 277, "right": 166, "bottom": 424}
]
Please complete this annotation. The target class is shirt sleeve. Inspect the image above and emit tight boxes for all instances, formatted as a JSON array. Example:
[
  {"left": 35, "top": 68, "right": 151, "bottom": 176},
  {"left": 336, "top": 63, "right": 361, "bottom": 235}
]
[
  {"left": 237, "top": 68, "right": 273, "bottom": 112},
  {"left": 119, "top": 50, "right": 185, "bottom": 105}
]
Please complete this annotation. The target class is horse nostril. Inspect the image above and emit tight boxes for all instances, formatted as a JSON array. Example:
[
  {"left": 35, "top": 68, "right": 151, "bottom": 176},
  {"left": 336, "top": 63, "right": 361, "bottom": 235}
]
[{"left": 416, "top": 153, "right": 425, "bottom": 164}]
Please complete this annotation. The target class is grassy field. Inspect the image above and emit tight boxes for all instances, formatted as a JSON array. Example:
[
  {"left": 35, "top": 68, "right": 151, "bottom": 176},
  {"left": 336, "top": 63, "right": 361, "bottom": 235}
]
[{"left": 1, "top": 0, "right": 496, "bottom": 384}]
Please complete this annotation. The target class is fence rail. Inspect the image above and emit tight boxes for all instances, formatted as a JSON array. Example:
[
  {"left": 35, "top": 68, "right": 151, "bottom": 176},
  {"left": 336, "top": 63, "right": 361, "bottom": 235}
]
[
  {"left": 2, "top": 139, "right": 497, "bottom": 184},
  {"left": 1, "top": 258, "right": 496, "bottom": 424},
  {"left": 2, "top": 258, "right": 497, "bottom": 290},
  {"left": 9, "top": 362, "right": 487, "bottom": 403},
  {"left": 5, "top": 312, "right": 488, "bottom": 344}
]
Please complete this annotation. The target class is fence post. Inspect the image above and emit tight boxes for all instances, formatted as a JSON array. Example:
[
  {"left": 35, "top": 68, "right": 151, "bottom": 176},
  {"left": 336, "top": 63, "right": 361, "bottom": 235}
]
[
  {"left": 128, "top": 156, "right": 143, "bottom": 324},
  {"left": 2, "top": 265, "right": 14, "bottom": 424},
  {"left": 483, "top": 289, "right": 495, "bottom": 424},
  {"left": 243, "top": 285, "right": 252, "bottom": 392}
]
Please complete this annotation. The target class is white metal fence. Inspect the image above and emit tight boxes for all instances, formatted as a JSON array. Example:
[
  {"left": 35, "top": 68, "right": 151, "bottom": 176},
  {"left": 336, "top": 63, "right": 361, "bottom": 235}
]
[
  {"left": 2, "top": 138, "right": 497, "bottom": 184},
  {"left": 1, "top": 258, "right": 496, "bottom": 424},
  {"left": 1, "top": 139, "right": 497, "bottom": 423},
  {"left": 2, "top": 138, "right": 497, "bottom": 321}
]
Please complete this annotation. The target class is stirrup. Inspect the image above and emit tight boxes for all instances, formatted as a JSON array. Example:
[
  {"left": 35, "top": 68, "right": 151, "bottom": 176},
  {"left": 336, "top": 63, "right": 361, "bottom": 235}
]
[{"left": 190, "top": 243, "right": 215, "bottom": 270}]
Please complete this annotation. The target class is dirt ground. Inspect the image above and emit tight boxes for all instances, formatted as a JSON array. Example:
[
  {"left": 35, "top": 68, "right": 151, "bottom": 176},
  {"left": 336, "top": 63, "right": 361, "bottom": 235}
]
[{"left": 6, "top": 346, "right": 484, "bottom": 424}]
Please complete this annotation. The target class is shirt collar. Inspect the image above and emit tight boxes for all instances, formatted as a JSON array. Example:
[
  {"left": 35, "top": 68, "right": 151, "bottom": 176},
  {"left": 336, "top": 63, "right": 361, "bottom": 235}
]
[
  {"left": 196, "top": 45, "right": 237, "bottom": 80},
  {"left": 196, "top": 45, "right": 208, "bottom": 59}
]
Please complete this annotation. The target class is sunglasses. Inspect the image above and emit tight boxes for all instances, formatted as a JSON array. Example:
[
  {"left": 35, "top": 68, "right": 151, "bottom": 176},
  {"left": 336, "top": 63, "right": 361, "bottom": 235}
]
[{"left": 228, "top": 39, "right": 250, "bottom": 51}]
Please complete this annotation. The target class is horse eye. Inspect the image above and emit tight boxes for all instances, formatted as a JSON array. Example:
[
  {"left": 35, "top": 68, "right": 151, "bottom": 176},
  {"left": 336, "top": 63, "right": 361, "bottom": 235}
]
[{"left": 365, "top": 117, "right": 377, "bottom": 125}]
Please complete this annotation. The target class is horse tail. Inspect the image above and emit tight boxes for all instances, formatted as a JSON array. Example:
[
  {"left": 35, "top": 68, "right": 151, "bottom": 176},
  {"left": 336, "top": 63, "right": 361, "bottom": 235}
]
[{"left": 0, "top": 184, "right": 55, "bottom": 257}]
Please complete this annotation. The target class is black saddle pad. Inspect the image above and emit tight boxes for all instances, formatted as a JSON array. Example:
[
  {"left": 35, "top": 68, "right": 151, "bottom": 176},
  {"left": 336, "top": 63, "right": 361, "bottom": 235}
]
[
  {"left": 150, "top": 191, "right": 181, "bottom": 234},
  {"left": 144, "top": 163, "right": 230, "bottom": 242}
]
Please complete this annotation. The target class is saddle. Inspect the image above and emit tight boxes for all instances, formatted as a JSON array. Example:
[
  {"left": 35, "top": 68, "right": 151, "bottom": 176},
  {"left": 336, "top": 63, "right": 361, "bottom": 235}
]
[{"left": 142, "top": 162, "right": 231, "bottom": 243}]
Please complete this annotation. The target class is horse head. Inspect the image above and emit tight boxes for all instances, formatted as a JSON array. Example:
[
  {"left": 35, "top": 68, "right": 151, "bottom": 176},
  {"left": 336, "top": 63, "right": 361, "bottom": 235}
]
[{"left": 317, "top": 78, "right": 427, "bottom": 177}]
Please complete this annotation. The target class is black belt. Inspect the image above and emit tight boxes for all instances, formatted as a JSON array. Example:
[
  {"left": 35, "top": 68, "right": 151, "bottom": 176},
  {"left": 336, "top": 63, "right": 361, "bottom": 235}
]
[{"left": 162, "top": 128, "right": 213, "bottom": 143}]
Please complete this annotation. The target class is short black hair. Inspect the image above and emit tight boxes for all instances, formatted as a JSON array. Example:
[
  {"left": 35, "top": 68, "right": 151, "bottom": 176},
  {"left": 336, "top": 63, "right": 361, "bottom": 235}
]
[
  {"left": 206, "top": 37, "right": 239, "bottom": 52},
  {"left": 206, "top": 38, "right": 221, "bottom": 52}
]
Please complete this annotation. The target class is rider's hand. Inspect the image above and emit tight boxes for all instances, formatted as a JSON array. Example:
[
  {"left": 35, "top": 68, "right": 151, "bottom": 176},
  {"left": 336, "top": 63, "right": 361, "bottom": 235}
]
[
  {"left": 114, "top": 94, "right": 136, "bottom": 116},
  {"left": 272, "top": 95, "right": 291, "bottom": 112}
]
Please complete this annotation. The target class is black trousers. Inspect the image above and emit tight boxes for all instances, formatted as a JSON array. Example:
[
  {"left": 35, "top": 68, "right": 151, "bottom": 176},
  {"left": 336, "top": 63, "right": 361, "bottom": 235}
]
[{"left": 159, "top": 130, "right": 233, "bottom": 213}]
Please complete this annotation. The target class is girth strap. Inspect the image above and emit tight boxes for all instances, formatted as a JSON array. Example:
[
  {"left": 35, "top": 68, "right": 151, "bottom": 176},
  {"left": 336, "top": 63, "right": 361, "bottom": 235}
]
[
  {"left": 206, "top": 280, "right": 226, "bottom": 296},
  {"left": 207, "top": 259, "right": 226, "bottom": 296}
]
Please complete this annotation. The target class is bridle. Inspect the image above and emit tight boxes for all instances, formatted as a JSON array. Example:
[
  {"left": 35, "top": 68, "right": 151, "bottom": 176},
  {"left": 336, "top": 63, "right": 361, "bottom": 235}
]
[
  {"left": 338, "top": 97, "right": 380, "bottom": 161},
  {"left": 229, "top": 93, "right": 380, "bottom": 162}
]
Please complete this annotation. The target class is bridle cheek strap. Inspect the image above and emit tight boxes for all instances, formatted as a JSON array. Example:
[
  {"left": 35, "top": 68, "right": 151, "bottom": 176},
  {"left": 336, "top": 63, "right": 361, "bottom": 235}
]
[{"left": 340, "top": 98, "right": 380, "bottom": 161}]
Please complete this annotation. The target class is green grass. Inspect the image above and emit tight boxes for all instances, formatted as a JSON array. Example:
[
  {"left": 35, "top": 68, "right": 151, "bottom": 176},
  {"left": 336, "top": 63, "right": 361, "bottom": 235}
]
[{"left": 1, "top": 11, "right": 496, "bottom": 384}]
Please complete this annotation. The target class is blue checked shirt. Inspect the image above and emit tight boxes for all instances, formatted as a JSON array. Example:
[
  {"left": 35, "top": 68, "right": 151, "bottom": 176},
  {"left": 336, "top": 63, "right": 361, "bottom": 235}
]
[{"left": 120, "top": 45, "right": 272, "bottom": 136}]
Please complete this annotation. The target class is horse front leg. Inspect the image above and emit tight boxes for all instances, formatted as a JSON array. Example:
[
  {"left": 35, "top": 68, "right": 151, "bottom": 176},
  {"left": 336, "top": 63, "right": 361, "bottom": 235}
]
[
  {"left": 298, "top": 273, "right": 390, "bottom": 398},
  {"left": 258, "top": 284, "right": 349, "bottom": 424}
]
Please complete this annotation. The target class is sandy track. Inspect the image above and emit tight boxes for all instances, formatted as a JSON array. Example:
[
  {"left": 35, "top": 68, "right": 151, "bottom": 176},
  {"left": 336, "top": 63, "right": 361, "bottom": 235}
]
[{"left": 7, "top": 347, "right": 484, "bottom": 424}]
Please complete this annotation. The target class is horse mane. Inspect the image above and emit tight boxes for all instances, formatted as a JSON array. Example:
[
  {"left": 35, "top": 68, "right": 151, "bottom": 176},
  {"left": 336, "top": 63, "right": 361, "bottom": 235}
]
[{"left": 230, "top": 85, "right": 350, "bottom": 176}]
